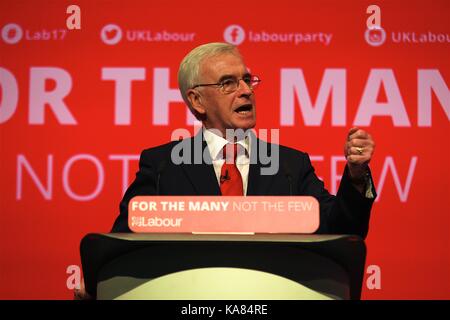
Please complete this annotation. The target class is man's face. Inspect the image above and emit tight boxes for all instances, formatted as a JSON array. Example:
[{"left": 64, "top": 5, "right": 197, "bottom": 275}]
[{"left": 192, "top": 53, "right": 256, "bottom": 136}]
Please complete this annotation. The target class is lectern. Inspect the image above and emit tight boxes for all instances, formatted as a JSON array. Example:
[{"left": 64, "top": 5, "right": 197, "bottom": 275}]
[{"left": 80, "top": 233, "right": 366, "bottom": 300}]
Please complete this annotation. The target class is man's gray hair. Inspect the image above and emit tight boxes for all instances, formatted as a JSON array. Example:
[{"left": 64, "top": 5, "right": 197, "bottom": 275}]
[{"left": 178, "top": 42, "right": 239, "bottom": 118}]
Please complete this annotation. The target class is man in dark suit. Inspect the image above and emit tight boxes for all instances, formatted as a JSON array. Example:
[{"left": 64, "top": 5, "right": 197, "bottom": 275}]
[{"left": 111, "top": 42, "right": 376, "bottom": 239}]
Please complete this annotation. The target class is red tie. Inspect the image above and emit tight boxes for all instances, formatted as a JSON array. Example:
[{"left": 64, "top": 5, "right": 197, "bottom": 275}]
[{"left": 220, "top": 144, "right": 243, "bottom": 196}]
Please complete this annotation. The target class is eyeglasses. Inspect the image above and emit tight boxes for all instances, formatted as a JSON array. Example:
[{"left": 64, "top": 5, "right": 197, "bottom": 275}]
[{"left": 192, "top": 75, "right": 261, "bottom": 94}]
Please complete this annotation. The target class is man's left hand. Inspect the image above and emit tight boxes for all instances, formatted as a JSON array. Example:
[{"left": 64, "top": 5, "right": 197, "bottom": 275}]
[{"left": 344, "top": 127, "right": 375, "bottom": 185}]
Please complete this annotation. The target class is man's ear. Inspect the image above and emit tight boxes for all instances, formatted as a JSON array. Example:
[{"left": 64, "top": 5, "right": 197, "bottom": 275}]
[{"left": 187, "top": 89, "right": 206, "bottom": 116}]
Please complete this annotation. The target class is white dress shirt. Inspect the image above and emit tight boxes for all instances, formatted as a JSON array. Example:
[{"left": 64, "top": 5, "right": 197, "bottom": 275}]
[{"left": 203, "top": 128, "right": 251, "bottom": 195}]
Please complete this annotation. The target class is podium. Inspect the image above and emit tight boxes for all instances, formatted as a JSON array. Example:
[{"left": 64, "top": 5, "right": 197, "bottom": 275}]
[{"left": 80, "top": 233, "right": 366, "bottom": 300}]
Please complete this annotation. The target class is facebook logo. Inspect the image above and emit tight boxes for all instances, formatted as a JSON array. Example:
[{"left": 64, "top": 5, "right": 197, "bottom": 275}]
[{"left": 223, "top": 25, "right": 245, "bottom": 45}]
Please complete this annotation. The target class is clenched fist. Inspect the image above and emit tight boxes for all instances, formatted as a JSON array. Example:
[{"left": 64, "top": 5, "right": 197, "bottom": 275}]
[{"left": 344, "top": 127, "right": 375, "bottom": 185}]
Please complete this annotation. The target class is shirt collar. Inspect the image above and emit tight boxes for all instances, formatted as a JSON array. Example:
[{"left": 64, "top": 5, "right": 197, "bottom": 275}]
[{"left": 203, "top": 127, "right": 251, "bottom": 160}]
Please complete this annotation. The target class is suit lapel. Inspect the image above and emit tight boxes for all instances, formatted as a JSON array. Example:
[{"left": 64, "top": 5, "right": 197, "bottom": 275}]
[
  {"left": 246, "top": 134, "right": 276, "bottom": 195},
  {"left": 180, "top": 131, "right": 221, "bottom": 195}
]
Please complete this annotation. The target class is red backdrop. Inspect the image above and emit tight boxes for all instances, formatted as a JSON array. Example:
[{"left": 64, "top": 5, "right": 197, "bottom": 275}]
[{"left": 0, "top": 0, "right": 449, "bottom": 299}]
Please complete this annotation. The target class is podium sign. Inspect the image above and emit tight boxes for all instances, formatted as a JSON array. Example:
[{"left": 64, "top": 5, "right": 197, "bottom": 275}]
[{"left": 129, "top": 196, "right": 320, "bottom": 233}]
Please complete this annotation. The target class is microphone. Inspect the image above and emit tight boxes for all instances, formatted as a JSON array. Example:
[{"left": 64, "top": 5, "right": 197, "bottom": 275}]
[
  {"left": 283, "top": 162, "right": 293, "bottom": 196},
  {"left": 156, "top": 160, "right": 167, "bottom": 195},
  {"left": 220, "top": 169, "right": 230, "bottom": 184}
]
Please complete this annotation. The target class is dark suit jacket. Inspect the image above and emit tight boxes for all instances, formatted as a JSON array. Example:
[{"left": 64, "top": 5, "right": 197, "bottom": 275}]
[{"left": 111, "top": 131, "right": 376, "bottom": 239}]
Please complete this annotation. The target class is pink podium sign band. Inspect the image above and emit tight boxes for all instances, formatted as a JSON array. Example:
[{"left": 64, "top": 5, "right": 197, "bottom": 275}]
[{"left": 129, "top": 196, "right": 319, "bottom": 234}]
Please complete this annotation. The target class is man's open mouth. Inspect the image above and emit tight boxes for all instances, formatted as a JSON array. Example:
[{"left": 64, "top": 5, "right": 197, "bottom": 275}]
[{"left": 234, "top": 104, "right": 253, "bottom": 114}]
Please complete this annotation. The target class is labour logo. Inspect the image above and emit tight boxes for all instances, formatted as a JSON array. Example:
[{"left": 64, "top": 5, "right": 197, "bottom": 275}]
[
  {"left": 365, "top": 26, "right": 386, "bottom": 47},
  {"left": 1, "top": 23, "right": 23, "bottom": 44}
]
